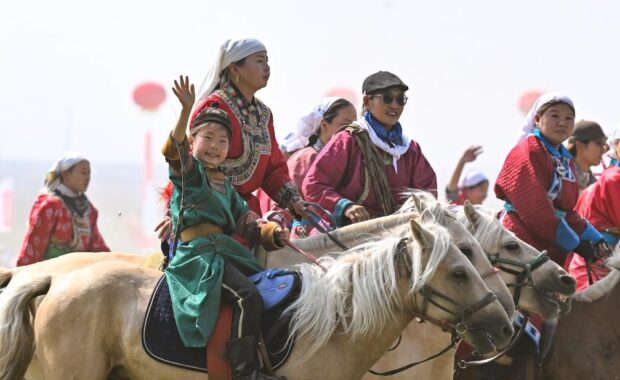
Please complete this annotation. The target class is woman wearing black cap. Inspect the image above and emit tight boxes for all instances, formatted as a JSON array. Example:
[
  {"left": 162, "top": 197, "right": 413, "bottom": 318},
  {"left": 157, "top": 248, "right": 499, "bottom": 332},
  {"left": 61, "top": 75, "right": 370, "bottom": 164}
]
[
  {"left": 566, "top": 120, "right": 608, "bottom": 191},
  {"left": 302, "top": 71, "right": 437, "bottom": 225}
]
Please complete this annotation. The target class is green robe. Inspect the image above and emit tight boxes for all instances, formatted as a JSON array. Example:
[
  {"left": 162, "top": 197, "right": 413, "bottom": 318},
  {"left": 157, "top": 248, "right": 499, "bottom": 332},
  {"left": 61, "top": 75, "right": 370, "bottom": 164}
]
[{"left": 165, "top": 151, "right": 262, "bottom": 348}]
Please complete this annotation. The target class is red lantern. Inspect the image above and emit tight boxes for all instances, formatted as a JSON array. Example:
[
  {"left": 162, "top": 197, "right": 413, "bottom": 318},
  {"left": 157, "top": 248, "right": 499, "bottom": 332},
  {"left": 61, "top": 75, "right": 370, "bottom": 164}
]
[
  {"left": 133, "top": 82, "right": 166, "bottom": 111},
  {"left": 518, "top": 90, "right": 544, "bottom": 115}
]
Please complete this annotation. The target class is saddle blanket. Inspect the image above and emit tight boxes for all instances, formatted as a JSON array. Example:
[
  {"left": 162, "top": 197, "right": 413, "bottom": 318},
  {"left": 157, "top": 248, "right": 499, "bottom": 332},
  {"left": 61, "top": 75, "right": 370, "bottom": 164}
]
[{"left": 142, "top": 269, "right": 300, "bottom": 373}]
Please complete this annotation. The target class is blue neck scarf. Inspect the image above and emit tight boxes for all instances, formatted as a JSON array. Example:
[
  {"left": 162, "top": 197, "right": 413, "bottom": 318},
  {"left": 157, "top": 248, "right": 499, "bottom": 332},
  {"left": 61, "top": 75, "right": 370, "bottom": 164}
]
[
  {"left": 611, "top": 158, "right": 620, "bottom": 168},
  {"left": 533, "top": 128, "right": 572, "bottom": 159},
  {"left": 364, "top": 112, "right": 404, "bottom": 147}
]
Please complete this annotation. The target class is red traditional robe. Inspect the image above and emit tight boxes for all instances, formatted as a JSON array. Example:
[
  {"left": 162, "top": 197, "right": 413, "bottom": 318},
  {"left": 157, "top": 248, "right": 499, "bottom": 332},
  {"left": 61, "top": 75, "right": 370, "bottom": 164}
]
[
  {"left": 568, "top": 165, "right": 620, "bottom": 290},
  {"left": 302, "top": 130, "right": 437, "bottom": 225},
  {"left": 17, "top": 193, "right": 109, "bottom": 266},
  {"left": 191, "top": 84, "right": 301, "bottom": 215},
  {"left": 495, "top": 135, "right": 586, "bottom": 264}
]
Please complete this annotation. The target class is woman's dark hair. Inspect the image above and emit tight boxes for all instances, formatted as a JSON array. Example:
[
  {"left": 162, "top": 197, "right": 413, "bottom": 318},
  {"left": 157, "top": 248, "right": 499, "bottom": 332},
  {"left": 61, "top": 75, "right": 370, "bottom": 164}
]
[{"left": 307, "top": 98, "right": 354, "bottom": 146}]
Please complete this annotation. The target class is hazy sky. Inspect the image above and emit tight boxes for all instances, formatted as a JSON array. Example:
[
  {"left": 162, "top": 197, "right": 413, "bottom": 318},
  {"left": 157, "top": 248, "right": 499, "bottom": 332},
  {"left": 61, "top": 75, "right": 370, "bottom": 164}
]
[{"left": 2, "top": 0, "right": 620, "bottom": 199}]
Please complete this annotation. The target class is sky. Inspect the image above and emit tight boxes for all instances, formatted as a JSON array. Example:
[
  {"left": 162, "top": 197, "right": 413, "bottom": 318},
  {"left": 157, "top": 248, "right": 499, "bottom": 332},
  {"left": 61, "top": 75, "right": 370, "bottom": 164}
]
[{"left": 2, "top": 0, "right": 620, "bottom": 203}]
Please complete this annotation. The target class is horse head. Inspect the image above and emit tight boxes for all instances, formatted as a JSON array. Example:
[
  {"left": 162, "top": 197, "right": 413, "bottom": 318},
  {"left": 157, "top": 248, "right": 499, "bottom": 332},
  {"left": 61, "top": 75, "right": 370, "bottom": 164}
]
[
  {"left": 457, "top": 204, "right": 576, "bottom": 320},
  {"left": 405, "top": 214, "right": 514, "bottom": 354}
]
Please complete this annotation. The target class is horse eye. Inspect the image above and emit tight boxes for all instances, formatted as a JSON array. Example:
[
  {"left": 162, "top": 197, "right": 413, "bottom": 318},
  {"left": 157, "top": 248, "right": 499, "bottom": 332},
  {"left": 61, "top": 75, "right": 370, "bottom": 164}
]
[
  {"left": 460, "top": 247, "right": 473, "bottom": 258},
  {"left": 504, "top": 242, "right": 520, "bottom": 251},
  {"left": 452, "top": 270, "right": 468, "bottom": 280}
]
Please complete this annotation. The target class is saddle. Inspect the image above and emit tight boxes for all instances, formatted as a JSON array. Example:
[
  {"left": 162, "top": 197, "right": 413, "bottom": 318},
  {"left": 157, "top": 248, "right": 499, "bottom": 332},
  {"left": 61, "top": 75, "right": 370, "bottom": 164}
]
[{"left": 142, "top": 269, "right": 301, "bottom": 374}]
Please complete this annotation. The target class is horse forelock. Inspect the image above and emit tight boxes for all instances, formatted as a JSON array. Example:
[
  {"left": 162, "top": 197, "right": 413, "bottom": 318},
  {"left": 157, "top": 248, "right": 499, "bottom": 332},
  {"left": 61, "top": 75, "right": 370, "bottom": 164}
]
[{"left": 285, "top": 215, "right": 451, "bottom": 359}]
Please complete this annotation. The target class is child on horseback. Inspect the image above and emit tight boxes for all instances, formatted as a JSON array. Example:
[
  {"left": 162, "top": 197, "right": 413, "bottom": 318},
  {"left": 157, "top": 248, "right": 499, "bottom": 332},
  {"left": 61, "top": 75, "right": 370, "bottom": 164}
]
[{"left": 163, "top": 75, "right": 288, "bottom": 380}]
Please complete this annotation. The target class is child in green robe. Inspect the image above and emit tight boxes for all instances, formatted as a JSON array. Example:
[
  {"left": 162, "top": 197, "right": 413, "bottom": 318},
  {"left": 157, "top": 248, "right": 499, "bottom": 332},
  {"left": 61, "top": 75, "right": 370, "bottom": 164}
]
[{"left": 163, "top": 75, "right": 288, "bottom": 380}]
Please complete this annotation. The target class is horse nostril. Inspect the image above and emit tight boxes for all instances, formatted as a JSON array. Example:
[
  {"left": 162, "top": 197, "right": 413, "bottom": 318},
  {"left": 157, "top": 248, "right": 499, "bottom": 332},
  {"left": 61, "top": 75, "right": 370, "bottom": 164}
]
[
  {"left": 560, "top": 274, "right": 576, "bottom": 287},
  {"left": 502, "top": 325, "right": 514, "bottom": 338}
]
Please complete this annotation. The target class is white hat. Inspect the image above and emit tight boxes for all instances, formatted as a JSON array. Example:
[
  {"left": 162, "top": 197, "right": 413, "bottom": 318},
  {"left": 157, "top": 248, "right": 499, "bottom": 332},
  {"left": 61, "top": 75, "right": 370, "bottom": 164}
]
[
  {"left": 458, "top": 168, "right": 488, "bottom": 189},
  {"left": 281, "top": 97, "right": 340, "bottom": 152}
]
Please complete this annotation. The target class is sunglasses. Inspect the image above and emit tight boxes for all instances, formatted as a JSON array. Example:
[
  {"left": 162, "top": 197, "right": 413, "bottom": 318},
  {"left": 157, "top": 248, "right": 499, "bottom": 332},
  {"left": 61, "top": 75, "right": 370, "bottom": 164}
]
[{"left": 369, "top": 93, "right": 408, "bottom": 106}]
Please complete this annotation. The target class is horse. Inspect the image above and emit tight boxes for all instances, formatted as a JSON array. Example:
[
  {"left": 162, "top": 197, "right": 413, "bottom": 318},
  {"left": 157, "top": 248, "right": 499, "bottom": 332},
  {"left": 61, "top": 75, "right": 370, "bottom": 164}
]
[
  {"left": 0, "top": 193, "right": 574, "bottom": 380},
  {"left": 0, "top": 216, "right": 514, "bottom": 380},
  {"left": 364, "top": 192, "right": 576, "bottom": 380}
]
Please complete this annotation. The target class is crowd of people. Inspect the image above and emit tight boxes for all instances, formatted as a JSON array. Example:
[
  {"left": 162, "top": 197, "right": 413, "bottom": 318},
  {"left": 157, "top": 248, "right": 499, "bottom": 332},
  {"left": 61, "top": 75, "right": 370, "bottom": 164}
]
[{"left": 16, "top": 37, "right": 620, "bottom": 379}]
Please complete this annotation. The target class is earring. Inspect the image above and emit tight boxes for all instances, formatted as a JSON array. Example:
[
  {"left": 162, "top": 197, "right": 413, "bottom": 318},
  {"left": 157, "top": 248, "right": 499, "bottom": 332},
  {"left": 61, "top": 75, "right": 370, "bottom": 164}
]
[{"left": 235, "top": 75, "right": 239, "bottom": 84}]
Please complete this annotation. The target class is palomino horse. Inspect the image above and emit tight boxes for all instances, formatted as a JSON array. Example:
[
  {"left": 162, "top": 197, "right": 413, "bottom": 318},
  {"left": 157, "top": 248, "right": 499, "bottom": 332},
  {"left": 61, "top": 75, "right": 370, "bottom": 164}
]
[
  {"left": 364, "top": 192, "right": 576, "bottom": 380},
  {"left": 477, "top": 248, "right": 620, "bottom": 380},
  {"left": 0, "top": 193, "right": 573, "bottom": 380},
  {"left": 0, "top": 217, "right": 514, "bottom": 380}
]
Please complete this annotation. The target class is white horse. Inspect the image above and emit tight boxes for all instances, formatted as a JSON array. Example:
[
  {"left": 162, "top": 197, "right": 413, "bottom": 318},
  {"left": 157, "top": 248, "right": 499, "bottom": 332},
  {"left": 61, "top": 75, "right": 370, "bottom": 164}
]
[{"left": 0, "top": 216, "right": 514, "bottom": 380}]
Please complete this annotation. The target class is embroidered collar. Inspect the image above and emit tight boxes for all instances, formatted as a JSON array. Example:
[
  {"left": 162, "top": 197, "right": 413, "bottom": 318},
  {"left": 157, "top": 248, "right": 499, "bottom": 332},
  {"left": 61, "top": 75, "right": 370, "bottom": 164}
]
[
  {"left": 224, "top": 82, "right": 261, "bottom": 124},
  {"left": 533, "top": 128, "right": 572, "bottom": 159}
]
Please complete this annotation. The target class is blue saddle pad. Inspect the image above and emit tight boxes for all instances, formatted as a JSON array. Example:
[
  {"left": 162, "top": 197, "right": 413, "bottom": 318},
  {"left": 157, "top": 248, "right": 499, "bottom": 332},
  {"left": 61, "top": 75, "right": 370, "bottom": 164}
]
[{"left": 142, "top": 269, "right": 300, "bottom": 373}]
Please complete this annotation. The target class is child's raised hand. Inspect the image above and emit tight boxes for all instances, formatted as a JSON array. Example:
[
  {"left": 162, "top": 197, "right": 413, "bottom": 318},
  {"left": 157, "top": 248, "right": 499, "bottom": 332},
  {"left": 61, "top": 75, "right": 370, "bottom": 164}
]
[{"left": 172, "top": 75, "right": 195, "bottom": 110}]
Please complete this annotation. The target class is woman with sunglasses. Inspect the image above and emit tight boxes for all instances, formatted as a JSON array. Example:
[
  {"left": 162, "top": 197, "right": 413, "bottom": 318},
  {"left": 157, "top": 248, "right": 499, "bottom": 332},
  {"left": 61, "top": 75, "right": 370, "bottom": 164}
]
[
  {"left": 495, "top": 93, "right": 610, "bottom": 266},
  {"left": 568, "top": 124, "right": 620, "bottom": 290},
  {"left": 302, "top": 71, "right": 437, "bottom": 225}
]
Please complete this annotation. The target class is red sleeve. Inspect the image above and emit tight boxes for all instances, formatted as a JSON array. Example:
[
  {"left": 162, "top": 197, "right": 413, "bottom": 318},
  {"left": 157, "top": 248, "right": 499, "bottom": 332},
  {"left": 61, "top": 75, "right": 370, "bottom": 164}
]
[
  {"left": 88, "top": 206, "right": 110, "bottom": 252},
  {"left": 494, "top": 138, "right": 560, "bottom": 243},
  {"left": 260, "top": 113, "right": 299, "bottom": 205},
  {"left": 409, "top": 141, "right": 438, "bottom": 197},
  {"left": 601, "top": 171, "right": 620, "bottom": 229},
  {"left": 302, "top": 132, "right": 355, "bottom": 212},
  {"left": 17, "top": 195, "right": 59, "bottom": 266}
]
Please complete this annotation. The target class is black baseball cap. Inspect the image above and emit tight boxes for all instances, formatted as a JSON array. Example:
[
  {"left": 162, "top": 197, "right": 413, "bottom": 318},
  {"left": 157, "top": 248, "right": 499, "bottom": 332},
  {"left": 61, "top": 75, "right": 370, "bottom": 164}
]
[{"left": 362, "top": 71, "right": 409, "bottom": 94}]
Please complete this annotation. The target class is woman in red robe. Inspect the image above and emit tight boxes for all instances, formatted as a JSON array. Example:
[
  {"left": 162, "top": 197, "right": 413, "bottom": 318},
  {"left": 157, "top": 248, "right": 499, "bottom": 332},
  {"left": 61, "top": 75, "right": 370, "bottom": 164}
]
[
  {"left": 568, "top": 125, "right": 620, "bottom": 290},
  {"left": 495, "top": 93, "right": 609, "bottom": 266},
  {"left": 191, "top": 38, "right": 306, "bottom": 218},
  {"left": 302, "top": 71, "right": 437, "bottom": 226},
  {"left": 17, "top": 152, "right": 109, "bottom": 266}
]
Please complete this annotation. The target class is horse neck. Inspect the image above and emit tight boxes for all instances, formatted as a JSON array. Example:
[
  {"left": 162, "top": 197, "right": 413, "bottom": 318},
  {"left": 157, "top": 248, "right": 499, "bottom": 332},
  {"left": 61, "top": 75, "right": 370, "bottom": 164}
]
[{"left": 284, "top": 313, "right": 413, "bottom": 380}]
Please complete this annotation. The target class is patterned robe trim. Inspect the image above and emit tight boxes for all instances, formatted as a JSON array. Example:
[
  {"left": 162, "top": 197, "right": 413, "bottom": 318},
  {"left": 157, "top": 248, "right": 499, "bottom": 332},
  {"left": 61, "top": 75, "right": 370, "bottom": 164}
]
[
  {"left": 214, "top": 84, "right": 272, "bottom": 186},
  {"left": 48, "top": 201, "right": 93, "bottom": 254},
  {"left": 236, "top": 210, "right": 263, "bottom": 245},
  {"left": 276, "top": 180, "right": 303, "bottom": 210}
]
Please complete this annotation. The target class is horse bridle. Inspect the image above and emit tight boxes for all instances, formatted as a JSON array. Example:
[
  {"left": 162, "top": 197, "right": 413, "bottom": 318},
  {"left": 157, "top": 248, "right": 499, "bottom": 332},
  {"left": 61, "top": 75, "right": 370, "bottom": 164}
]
[
  {"left": 486, "top": 250, "right": 550, "bottom": 306},
  {"left": 368, "top": 238, "right": 500, "bottom": 376}
]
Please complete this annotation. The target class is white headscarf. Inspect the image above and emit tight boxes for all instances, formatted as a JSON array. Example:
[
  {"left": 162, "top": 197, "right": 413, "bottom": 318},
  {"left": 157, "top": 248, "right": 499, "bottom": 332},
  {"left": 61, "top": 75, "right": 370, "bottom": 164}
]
[
  {"left": 196, "top": 38, "right": 267, "bottom": 102},
  {"left": 607, "top": 121, "right": 620, "bottom": 160},
  {"left": 281, "top": 97, "right": 340, "bottom": 153},
  {"left": 516, "top": 92, "right": 575, "bottom": 144},
  {"left": 44, "top": 151, "right": 88, "bottom": 193}
]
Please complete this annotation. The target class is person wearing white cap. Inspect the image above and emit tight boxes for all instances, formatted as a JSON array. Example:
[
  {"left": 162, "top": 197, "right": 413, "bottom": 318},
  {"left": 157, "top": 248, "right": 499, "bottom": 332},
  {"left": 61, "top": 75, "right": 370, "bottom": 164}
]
[
  {"left": 17, "top": 152, "right": 109, "bottom": 266},
  {"left": 495, "top": 93, "right": 610, "bottom": 266},
  {"left": 567, "top": 122, "right": 620, "bottom": 290},
  {"left": 189, "top": 38, "right": 308, "bottom": 220},
  {"left": 445, "top": 145, "right": 488, "bottom": 205}
]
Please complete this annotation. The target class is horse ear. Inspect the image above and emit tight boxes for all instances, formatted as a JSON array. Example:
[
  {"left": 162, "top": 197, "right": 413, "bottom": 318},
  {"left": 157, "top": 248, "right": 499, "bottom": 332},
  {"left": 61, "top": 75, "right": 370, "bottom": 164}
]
[
  {"left": 420, "top": 209, "right": 434, "bottom": 225},
  {"left": 463, "top": 200, "right": 481, "bottom": 232},
  {"left": 410, "top": 219, "right": 433, "bottom": 252},
  {"left": 409, "top": 192, "right": 423, "bottom": 215}
]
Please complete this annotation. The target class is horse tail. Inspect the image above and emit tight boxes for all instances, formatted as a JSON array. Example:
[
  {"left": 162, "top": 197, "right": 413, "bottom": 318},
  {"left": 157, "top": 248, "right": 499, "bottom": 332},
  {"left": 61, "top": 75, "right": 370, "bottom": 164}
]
[{"left": 0, "top": 275, "right": 51, "bottom": 380}]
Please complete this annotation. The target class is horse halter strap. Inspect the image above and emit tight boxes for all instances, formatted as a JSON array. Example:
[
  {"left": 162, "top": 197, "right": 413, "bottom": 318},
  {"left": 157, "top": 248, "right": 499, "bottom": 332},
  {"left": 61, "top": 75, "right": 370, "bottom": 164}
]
[{"left": 488, "top": 250, "right": 550, "bottom": 305}]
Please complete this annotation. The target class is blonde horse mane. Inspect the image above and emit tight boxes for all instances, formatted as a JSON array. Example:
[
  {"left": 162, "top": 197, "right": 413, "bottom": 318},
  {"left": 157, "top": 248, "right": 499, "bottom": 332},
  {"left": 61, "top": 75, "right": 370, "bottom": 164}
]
[
  {"left": 285, "top": 216, "right": 451, "bottom": 359},
  {"left": 573, "top": 248, "right": 620, "bottom": 303},
  {"left": 453, "top": 205, "right": 506, "bottom": 253}
]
